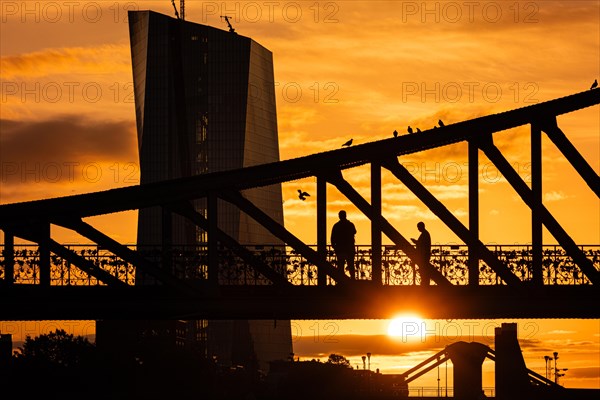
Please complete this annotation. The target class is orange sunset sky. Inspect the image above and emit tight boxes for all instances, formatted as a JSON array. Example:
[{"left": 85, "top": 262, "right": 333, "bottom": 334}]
[{"left": 0, "top": 0, "right": 599, "bottom": 390}]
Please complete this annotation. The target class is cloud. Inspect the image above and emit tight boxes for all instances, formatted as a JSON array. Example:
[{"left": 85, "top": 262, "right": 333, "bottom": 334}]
[
  {"left": 567, "top": 367, "right": 600, "bottom": 379},
  {"left": 294, "top": 334, "right": 443, "bottom": 358},
  {"left": 1, "top": 116, "right": 136, "bottom": 175},
  {"left": 1, "top": 45, "right": 130, "bottom": 79},
  {"left": 0, "top": 116, "right": 138, "bottom": 203},
  {"left": 293, "top": 334, "right": 504, "bottom": 358},
  {"left": 545, "top": 339, "right": 596, "bottom": 347},
  {"left": 453, "top": 208, "right": 468, "bottom": 218},
  {"left": 546, "top": 330, "right": 577, "bottom": 335},
  {"left": 385, "top": 205, "right": 437, "bottom": 221},
  {"left": 543, "top": 191, "right": 570, "bottom": 202}
]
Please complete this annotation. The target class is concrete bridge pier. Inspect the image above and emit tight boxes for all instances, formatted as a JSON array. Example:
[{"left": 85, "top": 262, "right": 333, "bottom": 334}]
[{"left": 446, "top": 342, "right": 490, "bottom": 400}]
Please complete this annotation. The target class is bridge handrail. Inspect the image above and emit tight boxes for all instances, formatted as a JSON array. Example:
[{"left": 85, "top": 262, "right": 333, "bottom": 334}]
[{"left": 1, "top": 243, "right": 598, "bottom": 286}]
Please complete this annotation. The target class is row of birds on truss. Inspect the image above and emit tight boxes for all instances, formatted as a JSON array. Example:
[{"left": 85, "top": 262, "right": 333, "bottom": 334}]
[
  {"left": 297, "top": 120, "right": 448, "bottom": 200},
  {"left": 339, "top": 80, "right": 599, "bottom": 148},
  {"left": 394, "top": 118, "right": 445, "bottom": 138},
  {"left": 297, "top": 120, "right": 447, "bottom": 200},
  {"left": 300, "top": 80, "right": 600, "bottom": 200},
  {"left": 340, "top": 119, "right": 446, "bottom": 149}
]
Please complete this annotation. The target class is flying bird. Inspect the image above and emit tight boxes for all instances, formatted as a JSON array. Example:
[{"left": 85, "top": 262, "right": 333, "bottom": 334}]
[
  {"left": 407, "top": 126, "right": 413, "bottom": 134},
  {"left": 342, "top": 139, "right": 353, "bottom": 147},
  {"left": 438, "top": 119, "right": 445, "bottom": 127},
  {"left": 416, "top": 128, "right": 422, "bottom": 133},
  {"left": 298, "top": 190, "right": 310, "bottom": 201},
  {"left": 591, "top": 79, "right": 598, "bottom": 90},
  {"left": 393, "top": 130, "right": 398, "bottom": 138}
]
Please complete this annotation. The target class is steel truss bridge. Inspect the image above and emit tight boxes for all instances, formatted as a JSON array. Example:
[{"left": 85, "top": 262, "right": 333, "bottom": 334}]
[{"left": 0, "top": 90, "right": 599, "bottom": 321}]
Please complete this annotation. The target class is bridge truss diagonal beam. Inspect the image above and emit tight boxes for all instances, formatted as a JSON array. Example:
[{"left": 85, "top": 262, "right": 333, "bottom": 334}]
[
  {"left": 47, "top": 239, "right": 128, "bottom": 287},
  {"left": 324, "top": 170, "right": 452, "bottom": 287},
  {"left": 383, "top": 158, "right": 522, "bottom": 286},
  {"left": 402, "top": 350, "right": 451, "bottom": 384},
  {"left": 53, "top": 218, "right": 197, "bottom": 296},
  {"left": 167, "top": 201, "right": 292, "bottom": 288},
  {"left": 221, "top": 191, "right": 349, "bottom": 284},
  {"left": 541, "top": 119, "right": 600, "bottom": 198},
  {"left": 479, "top": 141, "right": 599, "bottom": 285}
]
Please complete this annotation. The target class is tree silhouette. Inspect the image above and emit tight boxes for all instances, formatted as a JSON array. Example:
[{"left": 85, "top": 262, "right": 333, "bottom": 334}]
[
  {"left": 326, "top": 353, "right": 351, "bottom": 367},
  {"left": 16, "top": 328, "right": 95, "bottom": 368},
  {"left": 3, "top": 329, "right": 102, "bottom": 397}
]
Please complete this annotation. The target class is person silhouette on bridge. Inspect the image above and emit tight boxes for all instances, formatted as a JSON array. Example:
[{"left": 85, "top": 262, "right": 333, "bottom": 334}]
[
  {"left": 411, "top": 221, "right": 431, "bottom": 285},
  {"left": 331, "top": 210, "right": 357, "bottom": 279}
]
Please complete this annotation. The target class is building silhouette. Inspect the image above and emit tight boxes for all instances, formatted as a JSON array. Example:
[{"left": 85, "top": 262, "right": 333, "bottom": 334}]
[{"left": 97, "top": 10, "right": 291, "bottom": 373}]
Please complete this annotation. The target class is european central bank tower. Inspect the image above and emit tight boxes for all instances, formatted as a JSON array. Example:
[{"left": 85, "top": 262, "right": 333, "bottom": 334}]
[{"left": 99, "top": 10, "right": 291, "bottom": 372}]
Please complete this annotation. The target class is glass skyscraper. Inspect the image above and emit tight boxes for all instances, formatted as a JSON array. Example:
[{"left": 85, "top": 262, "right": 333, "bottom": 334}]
[{"left": 97, "top": 10, "right": 291, "bottom": 373}]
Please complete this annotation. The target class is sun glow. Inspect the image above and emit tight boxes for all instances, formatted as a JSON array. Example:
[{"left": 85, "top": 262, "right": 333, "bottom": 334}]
[{"left": 387, "top": 315, "right": 425, "bottom": 339}]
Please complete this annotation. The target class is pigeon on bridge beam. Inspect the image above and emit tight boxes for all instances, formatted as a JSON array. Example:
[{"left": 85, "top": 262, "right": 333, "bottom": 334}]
[
  {"left": 438, "top": 119, "right": 445, "bottom": 127},
  {"left": 407, "top": 126, "right": 413, "bottom": 134},
  {"left": 416, "top": 128, "right": 422, "bottom": 133},
  {"left": 591, "top": 79, "right": 598, "bottom": 90},
  {"left": 393, "top": 130, "right": 398, "bottom": 138},
  {"left": 342, "top": 139, "right": 353, "bottom": 147},
  {"left": 298, "top": 190, "right": 310, "bottom": 201}
]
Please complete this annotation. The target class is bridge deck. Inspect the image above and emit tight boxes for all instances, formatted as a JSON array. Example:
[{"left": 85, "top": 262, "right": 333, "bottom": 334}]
[{"left": 0, "top": 283, "right": 596, "bottom": 320}]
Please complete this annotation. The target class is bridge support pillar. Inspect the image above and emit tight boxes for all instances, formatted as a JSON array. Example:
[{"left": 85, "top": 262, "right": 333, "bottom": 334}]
[
  {"left": 371, "top": 162, "right": 382, "bottom": 284},
  {"left": 208, "top": 192, "right": 218, "bottom": 286},
  {"left": 317, "top": 176, "right": 327, "bottom": 286},
  {"left": 446, "top": 342, "right": 489, "bottom": 400},
  {"left": 3, "top": 231, "right": 14, "bottom": 285},
  {"left": 531, "top": 123, "right": 543, "bottom": 285},
  {"left": 39, "top": 222, "right": 50, "bottom": 287},
  {"left": 495, "top": 323, "right": 531, "bottom": 400},
  {"left": 468, "top": 141, "right": 480, "bottom": 286},
  {"left": 161, "top": 207, "right": 173, "bottom": 275}
]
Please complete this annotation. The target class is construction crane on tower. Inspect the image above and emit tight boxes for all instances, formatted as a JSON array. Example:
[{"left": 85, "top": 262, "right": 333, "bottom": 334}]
[
  {"left": 169, "top": 1, "right": 236, "bottom": 34},
  {"left": 170, "top": 0, "right": 185, "bottom": 20},
  {"left": 220, "top": 15, "right": 236, "bottom": 33}
]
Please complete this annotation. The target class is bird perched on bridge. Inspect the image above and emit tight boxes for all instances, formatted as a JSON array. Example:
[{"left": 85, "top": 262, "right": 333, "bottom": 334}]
[
  {"left": 591, "top": 79, "right": 598, "bottom": 90},
  {"left": 416, "top": 128, "right": 422, "bottom": 133},
  {"left": 407, "top": 126, "right": 413, "bottom": 134},
  {"left": 298, "top": 190, "right": 310, "bottom": 201},
  {"left": 393, "top": 130, "right": 398, "bottom": 138},
  {"left": 342, "top": 139, "right": 353, "bottom": 147},
  {"left": 438, "top": 119, "right": 445, "bottom": 127}
]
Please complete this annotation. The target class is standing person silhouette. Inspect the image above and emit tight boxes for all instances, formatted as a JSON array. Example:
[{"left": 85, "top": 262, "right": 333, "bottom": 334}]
[
  {"left": 411, "top": 221, "right": 431, "bottom": 285},
  {"left": 331, "top": 210, "right": 357, "bottom": 279}
]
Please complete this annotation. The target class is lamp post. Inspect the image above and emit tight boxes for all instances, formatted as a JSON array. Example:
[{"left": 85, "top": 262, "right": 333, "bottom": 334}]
[
  {"left": 553, "top": 352, "right": 559, "bottom": 383},
  {"left": 367, "top": 352, "right": 371, "bottom": 371},
  {"left": 362, "top": 355, "right": 366, "bottom": 370},
  {"left": 437, "top": 358, "right": 440, "bottom": 398},
  {"left": 556, "top": 368, "right": 568, "bottom": 385},
  {"left": 544, "top": 356, "right": 551, "bottom": 379}
]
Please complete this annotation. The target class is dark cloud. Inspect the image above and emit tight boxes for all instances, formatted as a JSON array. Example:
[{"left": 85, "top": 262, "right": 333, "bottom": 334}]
[
  {"left": 294, "top": 334, "right": 504, "bottom": 358},
  {"left": 517, "top": 338, "right": 544, "bottom": 350},
  {"left": 0, "top": 116, "right": 137, "bottom": 184},
  {"left": 566, "top": 367, "right": 600, "bottom": 379}
]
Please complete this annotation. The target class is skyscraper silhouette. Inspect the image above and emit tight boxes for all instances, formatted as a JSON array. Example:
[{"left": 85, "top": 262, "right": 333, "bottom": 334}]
[{"left": 97, "top": 10, "right": 291, "bottom": 373}]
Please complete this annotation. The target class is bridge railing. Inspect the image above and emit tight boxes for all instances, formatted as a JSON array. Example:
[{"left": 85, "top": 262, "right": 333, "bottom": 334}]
[
  {"left": 405, "top": 386, "right": 494, "bottom": 397},
  {"left": 0, "top": 244, "right": 598, "bottom": 286}
]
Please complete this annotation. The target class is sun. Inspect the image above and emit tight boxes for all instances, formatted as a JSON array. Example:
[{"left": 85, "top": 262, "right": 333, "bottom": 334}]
[{"left": 387, "top": 315, "right": 425, "bottom": 338}]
